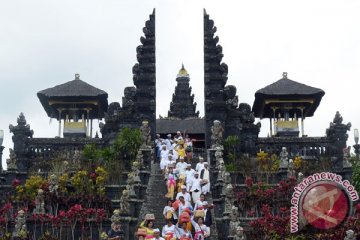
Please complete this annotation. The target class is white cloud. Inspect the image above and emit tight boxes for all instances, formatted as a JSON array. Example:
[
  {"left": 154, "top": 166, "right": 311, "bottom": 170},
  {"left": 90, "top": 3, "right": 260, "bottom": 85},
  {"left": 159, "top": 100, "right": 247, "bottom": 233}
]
[{"left": 1, "top": 0, "right": 359, "bottom": 168}]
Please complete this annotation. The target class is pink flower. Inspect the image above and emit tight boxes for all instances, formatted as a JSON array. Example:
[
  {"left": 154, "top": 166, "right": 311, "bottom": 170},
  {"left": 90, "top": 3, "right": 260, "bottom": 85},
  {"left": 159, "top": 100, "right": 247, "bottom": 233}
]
[
  {"left": 12, "top": 178, "right": 21, "bottom": 187},
  {"left": 245, "top": 177, "right": 253, "bottom": 188}
]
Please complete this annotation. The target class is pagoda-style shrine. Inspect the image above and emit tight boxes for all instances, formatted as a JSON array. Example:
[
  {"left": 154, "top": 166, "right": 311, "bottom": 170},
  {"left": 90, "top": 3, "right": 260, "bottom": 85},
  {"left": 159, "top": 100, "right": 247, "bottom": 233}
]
[
  {"left": 252, "top": 72, "right": 325, "bottom": 137},
  {"left": 168, "top": 64, "right": 199, "bottom": 119},
  {"left": 37, "top": 74, "right": 108, "bottom": 138}
]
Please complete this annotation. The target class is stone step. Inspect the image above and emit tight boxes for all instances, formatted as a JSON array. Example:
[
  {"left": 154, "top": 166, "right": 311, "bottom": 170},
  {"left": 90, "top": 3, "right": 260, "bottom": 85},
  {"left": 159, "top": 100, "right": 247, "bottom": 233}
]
[{"left": 138, "top": 163, "right": 169, "bottom": 229}]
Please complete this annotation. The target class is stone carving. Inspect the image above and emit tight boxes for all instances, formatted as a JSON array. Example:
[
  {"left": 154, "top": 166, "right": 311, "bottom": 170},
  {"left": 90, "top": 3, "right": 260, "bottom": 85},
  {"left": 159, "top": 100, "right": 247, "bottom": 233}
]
[
  {"left": 6, "top": 148, "right": 17, "bottom": 170},
  {"left": 229, "top": 205, "right": 244, "bottom": 239},
  {"left": 131, "top": 161, "right": 141, "bottom": 184},
  {"left": 61, "top": 160, "right": 69, "bottom": 174},
  {"left": 215, "top": 146, "right": 224, "bottom": 168},
  {"left": 72, "top": 149, "right": 82, "bottom": 169},
  {"left": 297, "top": 172, "right": 304, "bottom": 183},
  {"left": 13, "top": 209, "right": 27, "bottom": 238},
  {"left": 224, "top": 85, "right": 238, "bottom": 109},
  {"left": 136, "top": 150, "right": 144, "bottom": 169},
  {"left": 344, "top": 230, "right": 355, "bottom": 240},
  {"left": 168, "top": 65, "right": 199, "bottom": 119},
  {"left": 280, "top": 147, "right": 289, "bottom": 168},
  {"left": 204, "top": 11, "right": 260, "bottom": 153},
  {"left": 140, "top": 120, "right": 151, "bottom": 148},
  {"left": 211, "top": 120, "right": 224, "bottom": 149},
  {"left": 224, "top": 183, "right": 235, "bottom": 215},
  {"left": 119, "top": 189, "right": 130, "bottom": 215},
  {"left": 33, "top": 189, "right": 45, "bottom": 214},
  {"left": 287, "top": 159, "right": 295, "bottom": 178},
  {"left": 110, "top": 209, "right": 121, "bottom": 223},
  {"left": 333, "top": 111, "right": 343, "bottom": 124},
  {"left": 122, "top": 87, "right": 137, "bottom": 116},
  {"left": 100, "top": 10, "right": 156, "bottom": 141},
  {"left": 218, "top": 161, "right": 226, "bottom": 182},
  {"left": 126, "top": 173, "right": 137, "bottom": 197},
  {"left": 9, "top": 113, "right": 34, "bottom": 138},
  {"left": 343, "top": 146, "right": 352, "bottom": 168},
  {"left": 48, "top": 174, "right": 59, "bottom": 195}
]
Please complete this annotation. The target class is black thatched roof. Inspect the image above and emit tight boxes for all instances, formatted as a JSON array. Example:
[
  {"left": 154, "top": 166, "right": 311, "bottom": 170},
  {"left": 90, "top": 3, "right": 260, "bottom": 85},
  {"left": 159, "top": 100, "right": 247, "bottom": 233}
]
[
  {"left": 156, "top": 118, "right": 205, "bottom": 134},
  {"left": 37, "top": 74, "right": 108, "bottom": 119},
  {"left": 252, "top": 73, "right": 325, "bottom": 118},
  {"left": 38, "top": 79, "right": 107, "bottom": 98},
  {"left": 255, "top": 78, "right": 324, "bottom": 96}
]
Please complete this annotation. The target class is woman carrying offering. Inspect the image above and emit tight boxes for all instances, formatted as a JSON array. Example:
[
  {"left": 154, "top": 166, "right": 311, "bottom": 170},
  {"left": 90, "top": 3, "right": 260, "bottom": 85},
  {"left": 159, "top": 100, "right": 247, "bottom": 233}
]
[{"left": 191, "top": 216, "right": 210, "bottom": 240}]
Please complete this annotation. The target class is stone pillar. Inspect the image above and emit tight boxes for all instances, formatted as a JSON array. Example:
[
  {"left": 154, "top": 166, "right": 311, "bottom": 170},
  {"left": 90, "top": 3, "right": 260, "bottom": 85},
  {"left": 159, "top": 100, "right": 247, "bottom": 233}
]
[
  {"left": 9, "top": 113, "right": 33, "bottom": 172},
  {"left": 0, "top": 146, "right": 4, "bottom": 172}
]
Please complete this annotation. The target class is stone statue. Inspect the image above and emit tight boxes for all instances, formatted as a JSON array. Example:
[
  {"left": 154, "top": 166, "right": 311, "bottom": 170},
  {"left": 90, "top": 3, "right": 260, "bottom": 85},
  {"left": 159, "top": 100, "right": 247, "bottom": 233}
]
[
  {"left": 344, "top": 230, "right": 355, "bottom": 240},
  {"left": 297, "top": 172, "right": 304, "bottom": 183},
  {"left": 333, "top": 111, "right": 343, "bottom": 124},
  {"left": 280, "top": 147, "right": 289, "bottom": 168},
  {"left": 218, "top": 160, "right": 226, "bottom": 182},
  {"left": 215, "top": 147, "right": 224, "bottom": 168},
  {"left": 61, "top": 160, "right": 69, "bottom": 174},
  {"left": 33, "top": 189, "right": 45, "bottom": 215},
  {"left": 136, "top": 150, "right": 144, "bottom": 169},
  {"left": 126, "top": 173, "right": 137, "bottom": 197},
  {"left": 224, "top": 183, "right": 235, "bottom": 215},
  {"left": 119, "top": 189, "right": 130, "bottom": 215},
  {"left": 224, "top": 85, "right": 239, "bottom": 109},
  {"left": 140, "top": 120, "right": 151, "bottom": 148},
  {"left": 229, "top": 205, "right": 245, "bottom": 239},
  {"left": 110, "top": 209, "right": 121, "bottom": 223},
  {"left": 13, "top": 209, "right": 27, "bottom": 238},
  {"left": 287, "top": 159, "right": 295, "bottom": 178},
  {"left": 48, "top": 174, "right": 59, "bottom": 195},
  {"left": 6, "top": 148, "right": 17, "bottom": 170},
  {"left": 72, "top": 149, "right": 82, "bottom": 169},
  {"left": 131, "top": 161, "right": 141, "bottom": 183},
  {"left": 234, "top": 226, "right": 246, "bottom": 240},
  {"left": 343, "top": 146, "right": 352, "bottom": 168},
  {"left": 211, "top": 120, "right": 224, "bottom": 149}
]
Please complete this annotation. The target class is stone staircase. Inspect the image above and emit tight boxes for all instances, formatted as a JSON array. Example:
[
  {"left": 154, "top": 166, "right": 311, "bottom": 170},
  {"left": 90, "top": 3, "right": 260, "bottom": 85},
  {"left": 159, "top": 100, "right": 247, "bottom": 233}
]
[{"left": 138, "top": 162, "right": 168, "bottom": 229}]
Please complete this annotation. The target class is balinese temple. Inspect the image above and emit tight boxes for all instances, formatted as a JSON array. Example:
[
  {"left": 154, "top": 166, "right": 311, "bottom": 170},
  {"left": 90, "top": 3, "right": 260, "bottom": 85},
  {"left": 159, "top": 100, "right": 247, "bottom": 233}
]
[
  {"left": 167, "top": 64, "right": 199, "bottom": 119},
  {"left": 37, "top": 74, "right": 108, "bottom": 138},
  {"left": 252, "top": 72, "right": 325, "bottom": 137},
  {"left": 156, "top": 65, "right": 205, "bottom": 147}
]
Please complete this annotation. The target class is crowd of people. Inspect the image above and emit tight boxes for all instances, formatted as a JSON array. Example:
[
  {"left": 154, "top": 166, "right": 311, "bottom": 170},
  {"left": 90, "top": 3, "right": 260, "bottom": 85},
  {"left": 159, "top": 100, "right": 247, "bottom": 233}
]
[{"left": 137, "top": 131, "right": 213, "bottom": 240}]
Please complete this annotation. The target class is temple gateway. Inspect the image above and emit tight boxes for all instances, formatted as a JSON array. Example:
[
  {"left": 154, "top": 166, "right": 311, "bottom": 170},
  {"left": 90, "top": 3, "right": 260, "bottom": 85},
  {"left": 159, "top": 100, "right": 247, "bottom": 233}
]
[{"left": 0, "top": 9, "right": 358, "bottom": 240}]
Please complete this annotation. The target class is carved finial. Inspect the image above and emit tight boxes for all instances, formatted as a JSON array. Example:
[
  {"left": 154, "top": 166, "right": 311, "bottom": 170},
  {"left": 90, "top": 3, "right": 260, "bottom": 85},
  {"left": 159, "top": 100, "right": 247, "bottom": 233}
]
[
  {"left": 204, "top": 8, "right": 207, "bottom": 16},
  {"left": 177, "top": 64, "right": 189, "bottom": 78},
  {"left": 282, "top": 72, "right": 288, "bottom": 79},
  {"left": 75, "top": 73, "right": 80, "bottom": 80}
]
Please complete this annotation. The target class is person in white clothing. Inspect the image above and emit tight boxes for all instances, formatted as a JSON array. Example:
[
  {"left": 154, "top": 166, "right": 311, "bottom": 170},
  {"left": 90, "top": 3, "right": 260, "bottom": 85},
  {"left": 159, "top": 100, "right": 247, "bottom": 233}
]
[
  {"left": 191, "top": 216, "right": 210, "bottom": 240},
  {"left": 161, "top": 220, "right": 178, "bottom": 239},
  {"left": 176, "top": 157, "right": 188, "bottom": 174},
  {"left": 194, "top": 194, "right": 206, "bottom": 211},
  {"left": 171, "top": 147, "right": 178, "bottom": 161},
  {"left": 153, "top": 228, "right": 165, "bottom": 240},
  {"left": 189, "top": 172, "right": 202, "bottom": 203},
  {"left": 200, "top": 162, "right": 210, "bottom": 195},
  {"left": 165, "top": 134, "right": 173, "bottom": 150},
  {"left": 185, "top": 164, "right": 195, "bottom": 192},
  {"left": 195, "top": 156, "right": 205, "bottom": 173},
  {"left": 176, "top": 185, "right": 192, "bottom": 204},
  {"left": 163, "top": 200, "right": 178, "bottom": 222},
  {"left": 178, "top": 196, "right": 193, "bottom": 216},
  {"left": 160, "top": 145, "right": 169, "bottom": 171},
  {"left": 175, "top": 222, "right": 193, "bottom": 239}
]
